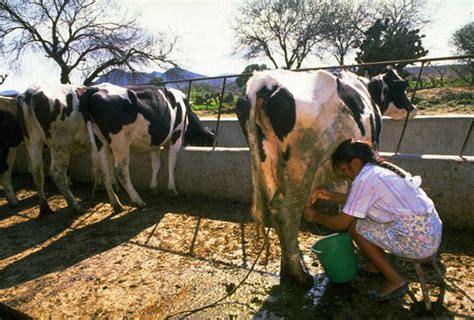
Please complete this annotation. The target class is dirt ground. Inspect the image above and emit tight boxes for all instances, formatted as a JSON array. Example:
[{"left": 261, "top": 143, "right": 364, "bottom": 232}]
[{"left": 0, "top": 174, "right": 473, "bottom": 319}]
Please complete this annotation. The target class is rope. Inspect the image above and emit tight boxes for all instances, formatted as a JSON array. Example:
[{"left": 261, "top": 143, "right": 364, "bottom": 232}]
[{"left": 165, "top": 226, "right": 271, "bottom": 319}]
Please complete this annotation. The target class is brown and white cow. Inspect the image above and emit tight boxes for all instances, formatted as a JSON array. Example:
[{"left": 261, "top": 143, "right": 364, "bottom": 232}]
[
  {"left": 16, "top": 84, "right": 98, "bottom": 215},
  {"left": 236, "top": 67, "right": 416, "bottom": 287},
  {"left": 0, "top": 96, "right": 23, "bottom": 206},
  {"left": 80, "top": 83, "right": 215, "bottom": 212}
]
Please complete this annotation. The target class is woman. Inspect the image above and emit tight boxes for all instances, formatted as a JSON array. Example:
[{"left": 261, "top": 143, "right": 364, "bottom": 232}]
[{"left": 304, "top": 139, "right": 442, "bottom": 301}]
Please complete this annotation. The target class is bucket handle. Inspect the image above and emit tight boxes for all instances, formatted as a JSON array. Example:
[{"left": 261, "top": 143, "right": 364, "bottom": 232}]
[{"left": 313, "top": 249, "right": 322, "bottom": 254}]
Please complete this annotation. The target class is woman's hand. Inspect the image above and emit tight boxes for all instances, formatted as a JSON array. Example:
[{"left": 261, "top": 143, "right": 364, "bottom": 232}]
[
  {"left": 303, "top": 205, "right": 320, "bottom": 223},
  {"left": 309, "top": 189, "right": 333, "bottom": 205},
  {"left": 309, "top": 189, "right": 348, "bottom": 205}
]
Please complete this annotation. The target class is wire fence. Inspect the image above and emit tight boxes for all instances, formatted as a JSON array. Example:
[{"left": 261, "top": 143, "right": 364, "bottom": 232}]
[{"left": 158, "top": 55, "right": 472, "bottom": 155}]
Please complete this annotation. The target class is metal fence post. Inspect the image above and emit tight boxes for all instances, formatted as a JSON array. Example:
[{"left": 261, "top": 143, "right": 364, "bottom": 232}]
[
  {"left": 213, "top": 77, "right": 227, "bottom": 150},
  {"left": 395, "top": 61, "right": 426, "bottom": 154}
]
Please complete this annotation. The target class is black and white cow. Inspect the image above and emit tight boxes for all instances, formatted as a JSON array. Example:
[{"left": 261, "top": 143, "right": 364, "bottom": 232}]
[
  {"left": 0, "top": 96, "right": 23, "bottom": 206},
  {"left": 17, "top": 84, "right": 98, "bottom": 215},
  {"left": 80, "top": 83, "right": 215, "bottom": 212},
  {"left": 236, "top": 67, "right": 416, "bottom": 287}
]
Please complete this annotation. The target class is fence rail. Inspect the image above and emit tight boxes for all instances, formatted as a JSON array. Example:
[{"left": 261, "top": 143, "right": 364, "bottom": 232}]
[{"left": 158, "top": 55, "right": 472, "bottom": 154}]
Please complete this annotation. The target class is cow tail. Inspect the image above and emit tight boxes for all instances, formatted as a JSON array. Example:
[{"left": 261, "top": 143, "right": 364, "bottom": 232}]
[
  {"left": 247, "top": 96, "right": 271, "bottom": 261},
  {"left": 78, "top": 88, "right": 102, "bottom": 196}
]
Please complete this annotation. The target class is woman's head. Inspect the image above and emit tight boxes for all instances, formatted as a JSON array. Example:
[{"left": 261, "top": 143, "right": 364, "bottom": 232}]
[
  {"left": 331, "top": 139, "right": 380, "bottom": 177},
  {"left": 331, "top": 139, "right": 407, "bottom": 179}
]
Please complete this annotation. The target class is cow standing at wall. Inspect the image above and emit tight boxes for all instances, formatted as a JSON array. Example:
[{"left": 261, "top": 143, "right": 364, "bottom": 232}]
[
  {"left": 0, "top": 96, "right": 23, "bottom": 206},
  {"left": 16, "top": 85, "right": 99, "bottom": 215},
  {"left": 236, "top": 67, "right": 416, "bottom": 287},
  {"left": 80, "top": 83, "right": 215, "bottom": 213}
]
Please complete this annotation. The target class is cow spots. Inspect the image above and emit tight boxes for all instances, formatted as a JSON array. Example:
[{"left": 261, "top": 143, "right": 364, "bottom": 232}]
[
  {"left": 94, "top": 133, "right": 103, "bottom": 151},
  {"left": 257, "top": 86, "right": 296, "bottom": 142},
  {"left": 164, "top": 87, "right": 177, "bottom": 108},
  {"left": 171, "top": 129, "right": 182, "bottom": 144},
  {"left": 61, "top": 93, "right": 74, "bottom": 121},
  {"left": 235, "top": 95, "right": 251, "bottom": 141},
  {"left": 336, "top": 78, "right": 366, "bottom": 136},
  {"left": 172, "top": 99, "right": 183, "bottom": 131},
  {"left": 34, "top": 93, "right": 61, "bottom": 138}
]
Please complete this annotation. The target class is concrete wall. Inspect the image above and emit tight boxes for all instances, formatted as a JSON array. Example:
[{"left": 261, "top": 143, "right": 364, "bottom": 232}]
[
  {"left": 203, "top": 116, "right": 474, "bottom": 156},
  {"left": 11, "top": 116, "right": 474, "bottom": 229}
]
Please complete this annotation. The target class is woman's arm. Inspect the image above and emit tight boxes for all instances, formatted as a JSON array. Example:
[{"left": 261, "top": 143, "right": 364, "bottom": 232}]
[
  {"left": 310, "top": 189, "right": 348, "bottom": 205},
  {"left": 303, "top": 205, "right": 355, "bottom": 231}
]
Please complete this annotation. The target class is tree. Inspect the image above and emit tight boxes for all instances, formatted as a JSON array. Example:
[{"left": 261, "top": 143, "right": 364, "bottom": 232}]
[
  {"left": 451, "top": 22, "right": 473, "bottom": 85},
  {"left": 0, "top": 0, "right": 178, "bottom": 85},
  {"left": 232, "top": 0, "right": 326, "bottom": 69},
  {"left": 235, "top": 63, "right": 269, "bottom": 90},
  {"left": 451, "top": 22, "right": 474, "bottom": 56},
  {"left": 374, "top": 0, "right": 430, "bottom": 30},
  {"left": 319, "top": 0, "right": 372, "bottom": 65},
  {"left": 355, "top": 18, "right": 429, "bottom": 77}
]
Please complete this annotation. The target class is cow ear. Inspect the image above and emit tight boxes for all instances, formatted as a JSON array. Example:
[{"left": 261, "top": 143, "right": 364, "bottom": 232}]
[
  {"left": 382, "top": 73, "right": 394, "bottom": 85},
  {"left": 381, "top": 65, "right": 393, "bottom": 74}
]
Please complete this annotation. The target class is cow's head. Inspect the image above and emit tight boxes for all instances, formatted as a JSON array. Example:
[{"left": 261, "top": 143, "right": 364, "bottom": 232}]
[
  {"left": 184, "top": 110, "right": 216, "bottom": 146},
  {"left": 368, "top": 66, "right": 417, "bottom": 120}
]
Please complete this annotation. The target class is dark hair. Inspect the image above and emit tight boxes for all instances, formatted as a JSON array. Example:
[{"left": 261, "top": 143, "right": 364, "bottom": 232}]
[{"left": 331, "top": 139, "right": 406, "bottom": 178}]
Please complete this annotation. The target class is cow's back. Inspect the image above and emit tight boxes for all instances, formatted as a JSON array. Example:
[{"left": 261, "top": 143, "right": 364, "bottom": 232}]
[{"left": 17, "top": 84, "right": 89, "bottom": 151}]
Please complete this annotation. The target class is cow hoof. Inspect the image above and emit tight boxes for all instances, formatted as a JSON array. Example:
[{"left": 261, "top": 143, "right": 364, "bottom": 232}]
[
  {"left": 72, "top": 204, "right": 85, "bottom": 214},
  {"left": 167, "top": 189, "right": 179, "bottom": 198},
  {"left": 280, "top": 271, "right": 314, "bottom": 290},
  {"left": 39, "top": 206, "right": 54, "bottom": 216},
  {"left": 132, "top": 201, "right": 147, "bottom": 209},
  {"left": 8, "top": 199, "right": 19, "bottom": 207}
]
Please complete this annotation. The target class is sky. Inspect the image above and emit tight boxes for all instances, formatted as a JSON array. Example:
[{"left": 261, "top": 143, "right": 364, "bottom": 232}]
[{"left": 0, "top": 0, "right": 472, "bottom": 92}]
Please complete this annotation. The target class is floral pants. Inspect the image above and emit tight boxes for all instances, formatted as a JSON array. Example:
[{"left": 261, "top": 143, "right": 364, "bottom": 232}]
[{"left": 356, "top": 210, "right": 443, "bottom": 259}]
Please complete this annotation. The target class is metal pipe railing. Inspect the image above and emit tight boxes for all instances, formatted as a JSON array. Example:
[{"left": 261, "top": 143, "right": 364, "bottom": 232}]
[{"left": 156, "top": 55, "right": 473, "bottom": 153}]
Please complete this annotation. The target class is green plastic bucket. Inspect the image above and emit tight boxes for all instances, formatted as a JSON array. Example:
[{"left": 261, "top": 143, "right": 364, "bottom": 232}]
[{"left": 311, "top": 232, "right": 358, "bottom": 284}]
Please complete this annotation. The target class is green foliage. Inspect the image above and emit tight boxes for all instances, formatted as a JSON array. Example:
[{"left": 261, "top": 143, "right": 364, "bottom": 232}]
[
  {"left": 451, "top": 22, "right": 474, "bottom": 55},
  {"left": 355, "top": 18, "right": 429, "bottom": 77},
  {"left": 235, "top": 64, "right": 269, "bottom": 90},
  {"left": 149, "top": 77, "right": 164, "bottom": 85},
  {"left": 188, "top": 83, "right": 236, "bottom": 114}
]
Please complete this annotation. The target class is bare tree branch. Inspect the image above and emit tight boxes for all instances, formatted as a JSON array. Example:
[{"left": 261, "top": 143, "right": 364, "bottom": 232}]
[{"left": 0, "top": 0, "right": 178, "bottom": 84}]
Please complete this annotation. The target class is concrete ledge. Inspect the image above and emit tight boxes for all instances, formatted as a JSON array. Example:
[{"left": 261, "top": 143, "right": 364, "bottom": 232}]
[
  {"left": 203, "top": 116, "right": 474, "bottom": 156},
  {"left": 380, "top": 152, "right": 474, "bottom": 229}
]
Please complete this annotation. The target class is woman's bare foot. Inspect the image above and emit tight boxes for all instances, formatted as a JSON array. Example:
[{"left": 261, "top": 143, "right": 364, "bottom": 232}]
[{"left": 378, "top": 278, "right": 407, "bottom": 296}]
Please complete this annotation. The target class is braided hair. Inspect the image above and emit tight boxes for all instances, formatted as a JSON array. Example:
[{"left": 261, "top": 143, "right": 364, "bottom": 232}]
[{"left": 331, "top": 139, "right": 406, "bottom": 178}]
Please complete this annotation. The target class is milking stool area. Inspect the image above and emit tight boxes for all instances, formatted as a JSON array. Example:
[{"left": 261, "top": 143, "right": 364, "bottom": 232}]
[{"left": 399, "top": 253, "right": 445, "bottom": 311}]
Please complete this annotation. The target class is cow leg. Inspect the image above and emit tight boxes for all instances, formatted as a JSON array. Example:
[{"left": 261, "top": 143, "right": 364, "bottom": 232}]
[
  {"left": 166, "top": 141, "right": 181, "bottom": 195},
  {"left": 2, "top": 147, "right": 18, "bottom": 206},
  {"left": 49, "top": 148, "right": 80, "bottom": 213},
  {"left": 149, "top": 148, "right": 162, "bottom": 193},
  {"left": 112, "top": 143, "right": 146, "bottom": 208},
  {"left": 270, "top": 193, "right": 313, "bottom": 289},
  {"left": 26, "top": 139, "right": 53, "bottom": 215},
  {"left": 98, "top": 146, "right": 124, "bottom": 213}
]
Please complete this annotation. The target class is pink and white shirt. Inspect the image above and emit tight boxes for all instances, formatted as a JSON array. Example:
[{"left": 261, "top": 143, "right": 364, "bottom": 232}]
[{"left": 343, "top": 163, "right": 436, "bottom": 223}]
